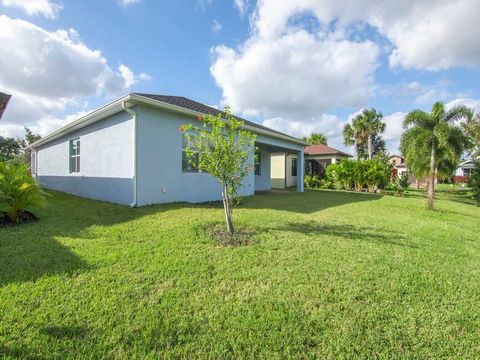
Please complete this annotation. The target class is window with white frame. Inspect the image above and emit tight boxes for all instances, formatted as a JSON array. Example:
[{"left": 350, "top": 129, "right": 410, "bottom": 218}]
[
  {"left": 182, "top": 133, "right": 199, "bottom": 173},
  {"left": 69, "top": 138, "right": 80, "bottom": 173}
]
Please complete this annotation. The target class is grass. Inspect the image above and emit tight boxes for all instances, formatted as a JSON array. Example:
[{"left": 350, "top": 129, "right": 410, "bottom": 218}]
[{"left": 1, "top": 188, "right": 480, "bottom": 358}]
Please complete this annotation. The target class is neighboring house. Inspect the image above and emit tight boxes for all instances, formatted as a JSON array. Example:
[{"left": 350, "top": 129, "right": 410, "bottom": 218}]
[
  {"left": 271, "top": 144, "right": 351, "bottom": 188},
  {"left": 454, "top": 157, "right": 479, "bottom": 182},
  {"left": 389, "top": 155, "right": 419, "bottom": 186},
  {"left": 0, "top": 91, "right": 11, "bottom": 120},
  {"left": 30, "top": 93, "right": 306, "bottom": 206},
  {"left": 304, "top": 144, "right": 352, "bottom": 175},
  {"left": 389, "top": 155, "right": 408, "bottom": 177}
]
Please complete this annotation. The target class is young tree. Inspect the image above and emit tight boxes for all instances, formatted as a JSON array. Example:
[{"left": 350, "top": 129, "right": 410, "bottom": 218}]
[
  {"left": 401, "top": 102, "right": 471, "bottom": 210},
  {"left": 181, "top": 107, "right": 256, "bottom": 235},
  {"left": 302, "top": 132, "right": 328, "bottom": 145}
]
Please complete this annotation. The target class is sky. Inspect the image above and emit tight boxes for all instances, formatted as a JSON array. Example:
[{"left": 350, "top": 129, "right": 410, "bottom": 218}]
[{"left": 0, "top": 0, "right": 479, "bottom": 154}]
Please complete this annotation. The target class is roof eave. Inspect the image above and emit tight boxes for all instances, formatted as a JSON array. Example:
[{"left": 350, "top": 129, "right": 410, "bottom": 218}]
[
  {"left": 31, "top": 93, "right": 308, "bottom": 149},
  {"left": 130, "top": 94, "right": 308, "bottom": 146},
  {"left": 30, "top": 94, "right": 132, "bottom": 148}
]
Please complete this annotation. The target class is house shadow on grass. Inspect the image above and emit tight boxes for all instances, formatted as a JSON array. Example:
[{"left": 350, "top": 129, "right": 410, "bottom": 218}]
[
  {"left": 240, "top": 189, "right": 383, "bottom": 214},
  {"left": 0, "top": 190, "right": 178, "bottom": 287},
  {"left": 269, "top": 221, "right": 421, "bottom": 249}
]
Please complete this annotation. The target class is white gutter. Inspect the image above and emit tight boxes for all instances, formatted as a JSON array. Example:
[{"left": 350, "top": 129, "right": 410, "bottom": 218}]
[{"left": 122, "top": 100, "right": 138, "bottom": 208}]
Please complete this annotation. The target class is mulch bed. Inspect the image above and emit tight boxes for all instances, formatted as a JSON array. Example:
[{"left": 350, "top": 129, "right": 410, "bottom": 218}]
[
  {"left": 203, "top": 223, "right": 258, "bottom": 247},
  {"left": 0, "top": 211, "right": 38, "bottom": 227}
]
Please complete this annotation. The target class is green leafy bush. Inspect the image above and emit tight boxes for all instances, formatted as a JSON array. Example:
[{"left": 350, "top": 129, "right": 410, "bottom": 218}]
[
  {"left": 304, "top": 174, "right": 322, "bottom": 189},
  {"left": 0, "top": 162, "right": 47, "bottom": 224},
  {"left": 467, "top": 162, "right": 480, "bottom": 206},
  {"left": 324, "top": 160, "right": 390, "bottom": 192}
]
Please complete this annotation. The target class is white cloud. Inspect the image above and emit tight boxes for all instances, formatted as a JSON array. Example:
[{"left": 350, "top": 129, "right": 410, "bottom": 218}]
[
  {"left": 211, "top": 19, "right": 222, "bottom": 33},
  {"left": 446, "top": 98, "right": 480, "bottom": 114},
  {"left": 117, "top": 0, "right": 140, "bottom": 6},
  {"left": 233, "top": 0, "right": 248, "bottom": 16},
  {"left": 1, "top": 0, "right": 62, "bottom": 19},
  {"left": 263, "top": 114, "right": 350, "bottom": 153},
  {"left": 0, "top": 15, "right": 148, "bottom": 137},
  {"left": 211, "top": 26, "right": 379, "bottom": 119}
]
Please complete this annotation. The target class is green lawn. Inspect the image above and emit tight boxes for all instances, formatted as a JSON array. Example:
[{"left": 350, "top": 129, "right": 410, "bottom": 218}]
[{"left": 1, "top": 189, "right": 480, "bottom": 358}]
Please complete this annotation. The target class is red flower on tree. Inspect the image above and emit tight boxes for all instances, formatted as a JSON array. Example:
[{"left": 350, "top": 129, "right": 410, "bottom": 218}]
[
  {"left": 197, "top": 114, "right": 203, "bottom": 122},
  {"left": 179, "top": 125, "right": 185, "bottom": 132}
]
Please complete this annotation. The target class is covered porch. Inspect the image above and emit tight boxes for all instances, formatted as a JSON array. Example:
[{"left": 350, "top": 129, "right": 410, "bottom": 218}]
[{"left": 254, "top": 140, "right": 304, "bottom": 193}]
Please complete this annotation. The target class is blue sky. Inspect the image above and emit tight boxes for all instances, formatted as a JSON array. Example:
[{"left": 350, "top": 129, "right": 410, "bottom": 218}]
[{"left": 0, "top": 0, "right": 479, "bottom": 154}]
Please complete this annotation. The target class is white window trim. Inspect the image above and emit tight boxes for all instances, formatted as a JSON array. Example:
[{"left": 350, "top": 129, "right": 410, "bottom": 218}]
[{"left": 69, "top": 137, "right": 81, "bottom": 174}]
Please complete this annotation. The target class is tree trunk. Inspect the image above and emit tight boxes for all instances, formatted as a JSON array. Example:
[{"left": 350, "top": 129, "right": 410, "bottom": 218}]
[
  {"left": 367, "top": 134, "right": 373, "bottom": 160},
  {"left": 427, "top": 139, "right": 436, "bottom": 210},
  {"left": 355, "top": 144, "right": 360, "bottom": 161},
  {"left": 222, "top": 185, "right": 234, "bottom": 235}
]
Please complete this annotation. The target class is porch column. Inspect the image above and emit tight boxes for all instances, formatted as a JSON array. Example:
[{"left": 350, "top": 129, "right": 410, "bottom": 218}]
[{"left": 296, "top": 150, "right": 304, "bottom": 192}]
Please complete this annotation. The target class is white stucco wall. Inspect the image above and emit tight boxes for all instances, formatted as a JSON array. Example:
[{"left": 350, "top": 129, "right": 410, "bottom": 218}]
[{"left": 36, "top": 111, "right": 134, "bottom": 204}]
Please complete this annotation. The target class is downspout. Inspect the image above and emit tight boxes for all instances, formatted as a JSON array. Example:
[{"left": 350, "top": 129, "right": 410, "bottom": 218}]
[
  {"left": 122, "top": 100, "right": 137, "bottom": 208},
  {"left": 285, "top": 154, "right": 289, "bottom": 189}
]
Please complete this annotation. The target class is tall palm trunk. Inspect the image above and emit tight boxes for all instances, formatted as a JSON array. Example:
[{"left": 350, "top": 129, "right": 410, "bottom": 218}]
[
  {"left": 427, "top": 138, "right": 436, "bottom": 210},
  {"left": 222, "top": 185, "right": 234, "bottom": 235},
  {"left": 367, "top": 134, "right": 373, "bottom": 160},
  {"left": 355, "top": 144, "right": 360, "bottom": 161}
]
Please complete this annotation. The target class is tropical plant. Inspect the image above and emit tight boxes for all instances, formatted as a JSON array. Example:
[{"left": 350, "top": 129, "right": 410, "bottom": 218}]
[
  {"left": 181, "top": 108, "right": 256, "bottom": 236},
  {"left": 351, "top": 161, "right": 369, "bottom": 192},
  {"left": 467, "top": 162, "right": 480, "bottom": 206},
  {"left": 401, "top": 101, "right": 471, "bottom": 210},
  {"left": 394, "top": 175, "right": 410, "bottom": 197},
  {"left": 0, "top": 162, "right": 47, "bottom": 224},
  {"left": 304, "top": 174, "right": 322, "bottom": 189},
  {"left": 302, "top": 132, "right": 328, "bottom": 145},
  {"left": 364, "top": 160, "right": 389, "bottom": 192}
]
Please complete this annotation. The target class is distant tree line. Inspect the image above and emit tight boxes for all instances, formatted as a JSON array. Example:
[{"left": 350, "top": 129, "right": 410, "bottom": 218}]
[{"left": 0, "top": 127, "right": 41, "bottom": 165}]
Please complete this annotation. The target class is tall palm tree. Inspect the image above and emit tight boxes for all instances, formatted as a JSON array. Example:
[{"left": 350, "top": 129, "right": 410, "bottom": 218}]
[
  {"left": 358, "top": 108, "right": 385, "bottom": 160},
  {"left": 302, "top": 132, "right": 328, "bottom": 145},
  {"left": 401, "top": 101, "right": 472, "bottom": 210},
  {"left": 343, "top": 121, "right": 366, "bottom": 160},
  {"left": 344, "top": 108, "right": 385, "bottom": 160}
]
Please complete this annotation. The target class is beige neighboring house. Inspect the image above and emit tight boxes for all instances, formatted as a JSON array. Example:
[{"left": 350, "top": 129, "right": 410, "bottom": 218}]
[
  {"left": 389, "top": 155, "right": 409, "bottom": 177},
  {"left": 271, "top": 144, "right": 351, "bottom": 189},
  {"left": 389, "top": 155, "right": 420, "bottom": 185}
]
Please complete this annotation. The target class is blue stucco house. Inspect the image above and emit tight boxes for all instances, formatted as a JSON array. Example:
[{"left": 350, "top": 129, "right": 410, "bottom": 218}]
[{"left": 30, "top": 93, "right": 306, "bottom": 206}]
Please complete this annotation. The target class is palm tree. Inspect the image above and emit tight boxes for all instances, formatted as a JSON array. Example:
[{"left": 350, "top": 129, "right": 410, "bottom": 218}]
[
  {"left": 401, "top": 101, "right": 472, "bottom": 210},
  {"left": 302, "top": 132, "right": 328, "bottom": 145},
  {"left": 343, "top": 121, "right": 366, "bottom": 160},
  {"left": 358, "top": 109, "right": 385, "bottom": 160}
]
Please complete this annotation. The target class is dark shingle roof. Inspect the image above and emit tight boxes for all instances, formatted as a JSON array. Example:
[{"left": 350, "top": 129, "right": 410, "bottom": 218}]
[
  {"left": 134, "top": 93, "right": 304, "bottom": 142},
  {"left": 304, "top": 144, "right": 352, "bottom": 157},
  {"left": 0, "top": 92, "right": 11, "bottom": 120}
]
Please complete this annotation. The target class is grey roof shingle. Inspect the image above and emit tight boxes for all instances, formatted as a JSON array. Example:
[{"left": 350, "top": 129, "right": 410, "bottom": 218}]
[{"left": 134, "top": 93, "right": 304, "bottom": 142}]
